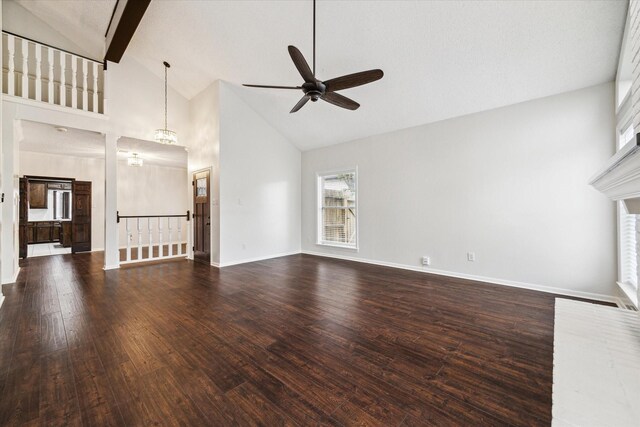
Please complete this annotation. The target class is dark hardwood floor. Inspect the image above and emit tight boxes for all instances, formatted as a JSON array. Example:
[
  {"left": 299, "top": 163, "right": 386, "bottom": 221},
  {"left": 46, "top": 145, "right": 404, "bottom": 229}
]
[{"left": 0, "top": 253, "right": 606, "bottom": 426}]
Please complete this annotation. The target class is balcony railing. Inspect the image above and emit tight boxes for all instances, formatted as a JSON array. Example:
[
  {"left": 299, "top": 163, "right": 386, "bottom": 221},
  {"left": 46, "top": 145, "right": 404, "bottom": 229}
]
[
  {"left": 2, "top": 31, "right": 104, "bottom": 114},
  {"left": 117, "top": 212, "right": 191, "bottom": 265}
]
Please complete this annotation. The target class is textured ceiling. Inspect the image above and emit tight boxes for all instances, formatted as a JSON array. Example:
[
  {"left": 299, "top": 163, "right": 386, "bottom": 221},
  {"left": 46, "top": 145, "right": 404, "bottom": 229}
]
[
  {"left": 13, "top": 0, "right": 116, "bottom": 59},
  {"left": 127, "top": 0, "right": 628, "bottom": 150},
  {"left": 18, "top": 121, "right": 188, "bottom": 169}
]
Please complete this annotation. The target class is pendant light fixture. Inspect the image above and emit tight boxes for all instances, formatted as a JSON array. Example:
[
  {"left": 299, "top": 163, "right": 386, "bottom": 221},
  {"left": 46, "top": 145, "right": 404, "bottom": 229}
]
[
  {"left": 154, "top": 61, "right": 178, "bottom": 145},
  {"left": 127, "top": 153, "right": 143, "bottom": 167}
]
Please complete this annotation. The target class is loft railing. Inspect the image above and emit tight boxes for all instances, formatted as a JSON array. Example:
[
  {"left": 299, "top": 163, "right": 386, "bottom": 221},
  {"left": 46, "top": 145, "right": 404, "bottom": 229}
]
[
  {"left": 2, "top": 31, "right": 104, "bottom": 114},
  {"left": 117, "top": 212, "right": 191, "bottom": 265}
]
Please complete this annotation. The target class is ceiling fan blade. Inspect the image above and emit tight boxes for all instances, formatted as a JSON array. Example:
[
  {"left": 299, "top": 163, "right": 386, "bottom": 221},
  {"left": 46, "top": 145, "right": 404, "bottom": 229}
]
[
  {"left": 321, "top": 92, "right": 360, "bottom": 110},
  {"left": 243, "top": 84, "right": 302, "bottom": 90},
  {"left": 288, "top": 46, "right": 316, "bottom": 83},
  {"left": 290, "top": 96, "right": 310, "bottom": 113},
  {"left": 324, "top": 69, "right": 384, "bottom": 92}
]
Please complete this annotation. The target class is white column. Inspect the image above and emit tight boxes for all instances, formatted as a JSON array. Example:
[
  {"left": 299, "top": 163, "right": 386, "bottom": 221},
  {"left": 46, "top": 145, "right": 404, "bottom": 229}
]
[
  {"left": 104, "top": 133, "right": 120, "bottom": 270},
  {"left": 158, "top": 218, "right": 164, "bottom": 258},
  {"left": 1, "top": 106, "right": 19, "bottom": 284},
  {"left": 92, "top": 62, "right": 99, "bottom": 113},
  {"left": 125, "top": 218, "right": 131, "bottom": 262},
  {"left": 34, "top": 45, "right": 42, "bottom": 101},
  {"left": 148, "top": 218, "right": 154, "bottom": 259},
  {"left": 177, "top": 219, "right": 183, "bottom": 256},
  {"left": 137, "top": 218, "right": 143, "bottom": 260},
  {"left": 70, "top": 56, "right": 78, "bottom": 109},
  {"left": 59, "top": 52, "right": 67, "bottom": 107},
  {"left": 21, "top": 39, "right": 29, "bottom": 98},
  {"left": 7, "top": 34, "right": 15, "bottom": 96},
  {"left": 47, "top": 48, "right": 54, "bottom": 103},
  {"left": 81, "top": 59, "right": 88, "bottom": 111},
  {"left": 168, "top": 218, "right": 173, "bottom": 256}
]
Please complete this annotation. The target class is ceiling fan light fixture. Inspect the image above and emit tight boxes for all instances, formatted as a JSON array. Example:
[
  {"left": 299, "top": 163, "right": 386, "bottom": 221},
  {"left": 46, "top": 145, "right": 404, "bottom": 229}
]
[
  {"left": 242, "top": 0, "right": 383, "bottom": 113},
  {"left": 154, "top": 61, "right": 178, "bottom": 145},
  {"left": 127, "top": 153, "right": 144, "bottom": 167}
]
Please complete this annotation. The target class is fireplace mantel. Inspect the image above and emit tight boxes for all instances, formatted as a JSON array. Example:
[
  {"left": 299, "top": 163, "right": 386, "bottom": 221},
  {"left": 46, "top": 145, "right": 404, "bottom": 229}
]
[
  {"left": 590, "top": 134, "right": 640, "bottom": 308},
  {"left": 590, "top": 134, "right": 640, "bottom": 204}
]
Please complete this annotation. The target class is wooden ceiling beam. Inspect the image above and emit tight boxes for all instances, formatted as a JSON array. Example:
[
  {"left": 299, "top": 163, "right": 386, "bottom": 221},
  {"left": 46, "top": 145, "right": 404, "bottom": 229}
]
[{"left": 104, "top": 0, "right": 152, "bottom": 63}]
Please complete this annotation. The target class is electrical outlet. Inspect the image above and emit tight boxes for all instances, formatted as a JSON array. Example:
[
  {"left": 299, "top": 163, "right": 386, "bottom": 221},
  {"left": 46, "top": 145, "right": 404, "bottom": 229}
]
[
  {"left": 421, "top": 256, "right": 430, "bottom": 266},
  {"left": 467, "top": 252, "right": 475, "bottom": 262}
]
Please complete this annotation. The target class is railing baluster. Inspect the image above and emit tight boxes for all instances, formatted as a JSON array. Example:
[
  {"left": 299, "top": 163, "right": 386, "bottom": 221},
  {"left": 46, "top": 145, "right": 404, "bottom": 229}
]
[
  {"left": 148, "top": 218, "right": 153, "bottom": 259},
  {"left": 82, "top": 58, "right": 88, "bottom": 111},
  {"left": 158, "top": 218, "right": 164, "bottom": 258},
  {"left": 47, "top": 48, "right": 54, "bottom": 103},
  {"left": 126, "top": 218, "right": 131, "bottom": 262},
  {"left": 21, "top": 38, "right": 29, "bottom": 98},
  {"left": 2, "top": 32, "right": 104, "bottom": 114},
  {"left": 35, "top": 45, "right": 42, "bottom": 101},
  {"left": 137, "top": 218, "right": 143, "bottom": 260},
  {"left": 7, "top": 34, "right": 15, "bottom": 96},
  {"left": 168, "top": 218, "right": 173, "bottom": 257},
  {"left": 92, "top": 62, "right": 99, "bottom": 113},
  {"left": 177, "top": 218, "right": 183, "bottom": 256},
  {"left": 70, "top": 56, "right": 78, "bottom": 109},
  {"left": 60, "top": 52, "right": 66, "bottom": 107},
  {"left": 119, "top": 214, "right": 189, "bottom": 264}
]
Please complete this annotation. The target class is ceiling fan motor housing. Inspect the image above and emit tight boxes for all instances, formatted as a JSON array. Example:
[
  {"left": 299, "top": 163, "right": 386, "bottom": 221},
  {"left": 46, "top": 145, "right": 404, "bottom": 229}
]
[{"left": 303, "top": 81, "right": 325, "bottom": 101}]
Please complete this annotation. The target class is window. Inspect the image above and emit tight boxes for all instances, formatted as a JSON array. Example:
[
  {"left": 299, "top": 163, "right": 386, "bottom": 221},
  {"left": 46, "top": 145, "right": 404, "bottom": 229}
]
[
  {"left": 619, "top": 123, "right": 635, "bottom": 150},
  {"left": 619, "top": 202, "right": 637, "bottom": 290},
  {"left": 617, "top": 120, "right": 639, "bottom": 301},
  {"left": 317, "top": 170, "right": 357, "bottom": 248}
]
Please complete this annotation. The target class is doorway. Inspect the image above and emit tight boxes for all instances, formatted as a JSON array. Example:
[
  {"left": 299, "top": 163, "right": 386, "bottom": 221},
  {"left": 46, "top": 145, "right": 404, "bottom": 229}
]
[
  {"left": 193, "top": 169, "right": 211, "bottom": 264},
  {"left": 19, "top": 176, "right": 92, "bottom": 259}
]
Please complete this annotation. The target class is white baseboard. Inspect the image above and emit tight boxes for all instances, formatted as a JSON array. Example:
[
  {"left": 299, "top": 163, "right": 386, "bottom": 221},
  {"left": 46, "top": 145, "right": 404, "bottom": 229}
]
[
  {"left": 103, "top": 264, "right": 120, "bottom": 270},
  {"left": 0, "top": 295, "right": 4, "bottom": 309},
  {"left": 211, "top": 261, "right": 220, "bottom": 268},
  {"left": 301, "top": 250, "right": 619, "bottom": 304},
  {"left": 219, "top": 250, "right": 301, "bottom": 268},
  {"left": 1, "top": 267, "right": 21, "bottom": 285}
]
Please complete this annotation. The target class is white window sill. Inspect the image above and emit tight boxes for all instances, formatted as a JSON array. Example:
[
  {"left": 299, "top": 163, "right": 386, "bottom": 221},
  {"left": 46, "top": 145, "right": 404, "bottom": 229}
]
[
  {"left": 616, "top": 281, "right": 638, "bottom": 308},
  {"left": 316, "top": 242, "right": 359, "bottom": 251}
]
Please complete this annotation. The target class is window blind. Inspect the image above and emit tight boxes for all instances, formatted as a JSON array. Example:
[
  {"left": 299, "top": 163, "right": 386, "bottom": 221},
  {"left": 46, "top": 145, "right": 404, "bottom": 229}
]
[
  {"left": 620, "top": 203, "right": 638, "bottom": 289},
  {"left": 318, "top": 171, "right": 357, "bottom": 247}
]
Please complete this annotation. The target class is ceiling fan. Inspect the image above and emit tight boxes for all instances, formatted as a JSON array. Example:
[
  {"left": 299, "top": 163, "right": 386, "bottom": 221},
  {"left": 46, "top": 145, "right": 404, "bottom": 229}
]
[{"left": 243, "top": 0, "right": 383, "bottom": 113}]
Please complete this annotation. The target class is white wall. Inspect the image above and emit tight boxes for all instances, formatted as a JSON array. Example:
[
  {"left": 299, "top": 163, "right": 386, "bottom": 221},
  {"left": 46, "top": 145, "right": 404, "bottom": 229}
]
[
  {"left": 218, "top": 82, "right": 301, "bottom": 266},
  {"left": 107, "top": 56, "right": 190, "bottom": 143},
  {"left": 2, "top": 0, "right": 97, "bottom": 59},
  {"left": 187, "top": 81, "right": 220, "bottom": 264},
  {"left": 117, "top": 160, "right": 188, "bottom": 247},
  {"left": 302, "top": 83, "right": 617, "bottom": 300},
  {"left": 19, "top": 151, "right": 105, "bottom": 250}
]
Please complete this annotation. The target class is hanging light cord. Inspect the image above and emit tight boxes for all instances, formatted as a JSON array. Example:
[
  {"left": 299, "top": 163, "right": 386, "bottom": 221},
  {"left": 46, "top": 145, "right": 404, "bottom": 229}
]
[{"left": 164, "top": 63, "right": 168, "bottom": 131}]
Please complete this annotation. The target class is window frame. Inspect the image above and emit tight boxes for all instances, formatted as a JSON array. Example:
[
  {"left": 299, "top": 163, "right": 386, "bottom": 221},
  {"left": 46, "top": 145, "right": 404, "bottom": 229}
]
[
  {"left": 316, "top": 167, "right": 359, "bottom": 251},
  {"left": 615, "top": 86, "right": 639, "bottom": 306}
]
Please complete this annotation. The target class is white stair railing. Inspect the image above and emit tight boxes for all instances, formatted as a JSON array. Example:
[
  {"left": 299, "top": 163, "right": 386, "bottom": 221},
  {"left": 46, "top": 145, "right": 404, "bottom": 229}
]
[
  {"left": 118, "top": 212, "right": 191, "bottom": 265},
  {"left": 2, "top": 31, "right": 104, "bottom": 114}
]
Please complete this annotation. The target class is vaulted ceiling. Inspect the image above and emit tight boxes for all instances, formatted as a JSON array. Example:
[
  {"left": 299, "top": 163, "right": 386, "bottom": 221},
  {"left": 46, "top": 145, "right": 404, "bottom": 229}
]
[{"left": 8, "top": 1, "right": 629, "bottom": 151}]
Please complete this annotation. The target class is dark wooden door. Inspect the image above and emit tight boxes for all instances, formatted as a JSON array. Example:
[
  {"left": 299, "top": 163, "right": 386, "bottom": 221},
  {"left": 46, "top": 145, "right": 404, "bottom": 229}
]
[
  {"left": 29, "top": 181, "right": 47, "bottom": 208},
  {"left": 72, "top": 181, "right": 91, "bottom": 253},
  {"left": 19, "top": 178, "right": 28, "bottom": 259},
  {"left": 193, "top": 170, "right": 210, "bottom": 264}
]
